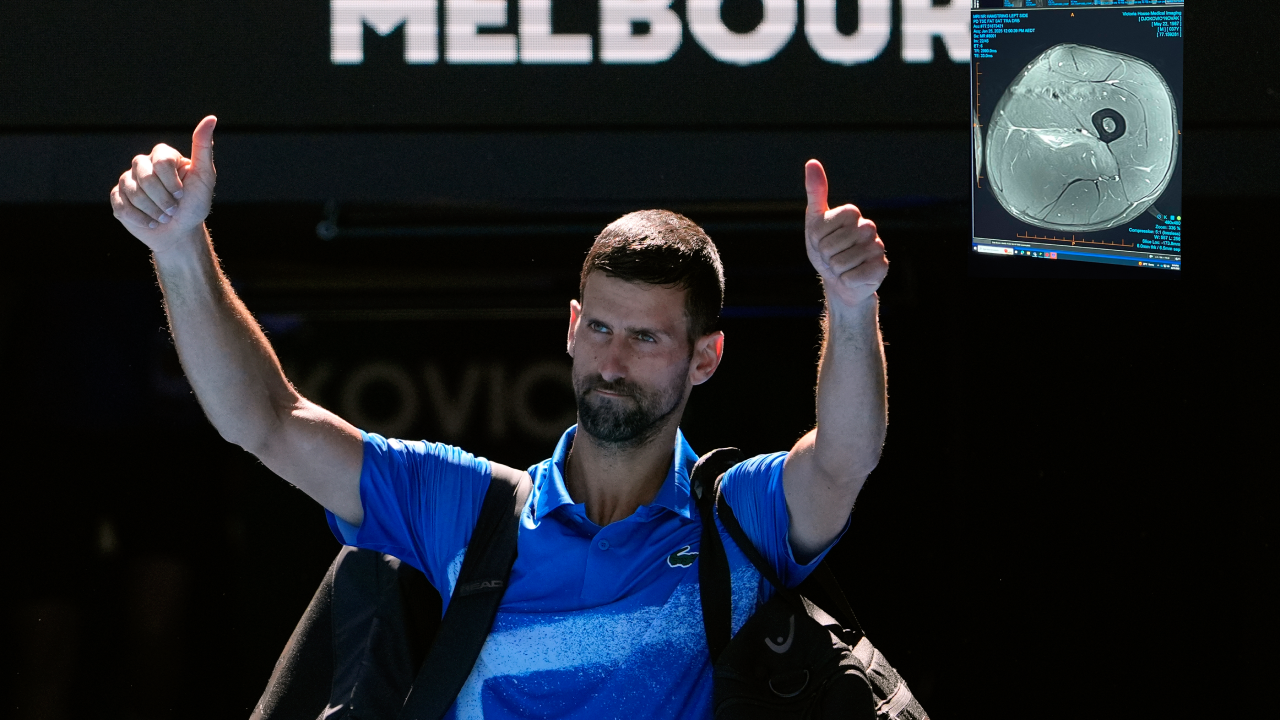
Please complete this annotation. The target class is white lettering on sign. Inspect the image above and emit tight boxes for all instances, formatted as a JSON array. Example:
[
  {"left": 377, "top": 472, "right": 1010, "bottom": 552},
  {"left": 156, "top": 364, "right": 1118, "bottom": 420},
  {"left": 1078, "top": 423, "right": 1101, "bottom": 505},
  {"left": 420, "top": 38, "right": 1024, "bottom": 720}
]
[
  {"left": 447, "top": 0, "right": 518, "bottom": 63},
  {"left": 331, "top": 0, "right": 439, "bottom": 64},
  {"left": 599, "top": 0, "right": 683, "bottom": 64},
  {"left": 687, "top": 0, "right": 797, "bottom": 66},
  {"left": 804, "top": 0, "right": 889, "bottom": 65},
  {"left": 330, "top": 0, "right": 970, "bottom": 65},
  {"left": 900, "top": 0, "right": 970, "bottom": 63},
  {"left": 521, "top": 0, "right": 594, "bottom": 63}
]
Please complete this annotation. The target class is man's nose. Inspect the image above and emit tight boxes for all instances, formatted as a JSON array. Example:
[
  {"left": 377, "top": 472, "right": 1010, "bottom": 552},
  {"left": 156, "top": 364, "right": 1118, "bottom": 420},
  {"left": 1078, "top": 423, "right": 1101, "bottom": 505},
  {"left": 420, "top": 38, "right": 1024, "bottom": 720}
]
[{"left": 598, "top": 338, "right": 629, "bottom": 383}]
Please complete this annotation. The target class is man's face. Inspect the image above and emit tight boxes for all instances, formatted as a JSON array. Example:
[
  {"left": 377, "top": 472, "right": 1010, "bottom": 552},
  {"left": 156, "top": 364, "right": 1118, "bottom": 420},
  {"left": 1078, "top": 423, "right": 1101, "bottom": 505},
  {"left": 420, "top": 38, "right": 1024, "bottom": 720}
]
[{"left": 568, "top": 272, "right": 718, "bottom": 448}]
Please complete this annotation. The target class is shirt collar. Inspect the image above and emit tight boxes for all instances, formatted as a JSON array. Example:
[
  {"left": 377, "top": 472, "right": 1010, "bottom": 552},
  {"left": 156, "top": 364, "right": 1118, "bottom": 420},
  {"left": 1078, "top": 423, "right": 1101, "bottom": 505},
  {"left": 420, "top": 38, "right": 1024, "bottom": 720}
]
[{"left": 534, "top": 425, "right": 699, "bottom": 522}]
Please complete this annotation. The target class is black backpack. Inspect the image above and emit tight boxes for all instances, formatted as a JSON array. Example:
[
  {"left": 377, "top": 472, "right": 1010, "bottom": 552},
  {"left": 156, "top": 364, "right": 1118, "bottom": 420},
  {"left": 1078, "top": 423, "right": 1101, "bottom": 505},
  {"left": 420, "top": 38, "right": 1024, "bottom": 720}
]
[{"left": 691, "top": 447, "right": 928, "bottom": 720}]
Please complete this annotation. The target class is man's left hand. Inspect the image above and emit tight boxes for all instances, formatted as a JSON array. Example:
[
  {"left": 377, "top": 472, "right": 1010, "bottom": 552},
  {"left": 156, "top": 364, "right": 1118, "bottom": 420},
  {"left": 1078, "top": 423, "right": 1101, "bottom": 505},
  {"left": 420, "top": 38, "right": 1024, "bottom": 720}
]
[{"left": 803, "top": 159, "right": 888, "bottom": 308}]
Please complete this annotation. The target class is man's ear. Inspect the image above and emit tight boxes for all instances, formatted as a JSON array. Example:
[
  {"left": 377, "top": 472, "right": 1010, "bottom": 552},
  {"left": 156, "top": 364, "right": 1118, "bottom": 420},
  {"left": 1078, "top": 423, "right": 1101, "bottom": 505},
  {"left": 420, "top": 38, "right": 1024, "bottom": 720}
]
[
  {"left": 690, "top": 331, "right": 724, "bottom": 386},
  {"left": 567, "top": 299, "right": 582, "bottom": 357}
]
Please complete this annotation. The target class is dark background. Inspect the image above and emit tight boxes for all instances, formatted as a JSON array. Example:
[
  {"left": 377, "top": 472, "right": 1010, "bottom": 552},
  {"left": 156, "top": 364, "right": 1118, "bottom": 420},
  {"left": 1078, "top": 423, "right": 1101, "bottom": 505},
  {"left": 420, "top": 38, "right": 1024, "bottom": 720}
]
[{"left": 2, "top": 2, "right": 1275, "bottom": 719}]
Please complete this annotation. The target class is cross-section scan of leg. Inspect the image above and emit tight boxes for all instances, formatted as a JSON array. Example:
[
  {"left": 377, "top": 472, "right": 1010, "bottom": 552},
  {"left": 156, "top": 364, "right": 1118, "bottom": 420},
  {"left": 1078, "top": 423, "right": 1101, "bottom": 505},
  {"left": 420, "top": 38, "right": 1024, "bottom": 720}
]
[{"left": 985, "top": 44, "right": 1179, "bottom": 232}]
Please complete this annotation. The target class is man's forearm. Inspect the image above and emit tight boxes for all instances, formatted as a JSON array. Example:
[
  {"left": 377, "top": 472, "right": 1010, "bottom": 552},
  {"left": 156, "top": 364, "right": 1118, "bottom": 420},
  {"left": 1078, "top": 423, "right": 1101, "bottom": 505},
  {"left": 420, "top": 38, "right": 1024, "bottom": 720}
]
[
  {"left": 812, "top": 294, "right": 887, "bottom": 481},
  {"left": 153, "top": 226, "right": 297, "bottom": 453},
  {"left": 109, "top": 119, "right": 364, "bottom": 522},
  {"left": 784, "top": 160, "right": 890, "bottom": 555}
]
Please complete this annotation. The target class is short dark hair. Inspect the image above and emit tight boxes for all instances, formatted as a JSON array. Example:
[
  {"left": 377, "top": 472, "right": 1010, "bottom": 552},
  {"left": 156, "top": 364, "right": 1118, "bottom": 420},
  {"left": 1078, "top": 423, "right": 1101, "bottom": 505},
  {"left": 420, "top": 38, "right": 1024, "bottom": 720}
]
[{"left": 580, "top": 210, "right": 725, "bottom": 345}]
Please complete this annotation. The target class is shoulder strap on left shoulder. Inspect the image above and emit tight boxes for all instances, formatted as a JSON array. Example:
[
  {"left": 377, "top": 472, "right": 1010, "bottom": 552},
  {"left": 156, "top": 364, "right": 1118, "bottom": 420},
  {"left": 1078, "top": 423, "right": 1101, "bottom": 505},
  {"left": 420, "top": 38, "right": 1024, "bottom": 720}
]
[{"left": 398, "top": 462, "right": 532, "bottom": 720}]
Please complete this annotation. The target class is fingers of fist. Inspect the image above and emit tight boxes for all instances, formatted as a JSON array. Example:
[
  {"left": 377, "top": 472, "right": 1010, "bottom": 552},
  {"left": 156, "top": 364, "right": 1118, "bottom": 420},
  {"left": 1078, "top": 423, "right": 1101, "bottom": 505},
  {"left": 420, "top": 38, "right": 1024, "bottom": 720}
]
[
  {"left": 806, "top": 204, "right": 887, "bottom": 300},
  {"left": 109, "top": 182, "right": 153, "bottom": 229},
  {"left": 113, "top": 144, "right": 189, "bottom": 230},
  {"left": 826, "top": 235, "right": 885, "bottom": 276},
  {"left": 808, "top": 206, "right": 879, "bottom": 272}
]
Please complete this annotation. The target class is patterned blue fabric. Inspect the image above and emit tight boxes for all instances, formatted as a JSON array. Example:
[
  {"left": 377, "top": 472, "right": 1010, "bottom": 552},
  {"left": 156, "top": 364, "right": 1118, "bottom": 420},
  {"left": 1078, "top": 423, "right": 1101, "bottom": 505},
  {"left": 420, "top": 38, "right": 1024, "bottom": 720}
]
[{"left": 325, "top": 425, "right": 847, "bottom": 720}]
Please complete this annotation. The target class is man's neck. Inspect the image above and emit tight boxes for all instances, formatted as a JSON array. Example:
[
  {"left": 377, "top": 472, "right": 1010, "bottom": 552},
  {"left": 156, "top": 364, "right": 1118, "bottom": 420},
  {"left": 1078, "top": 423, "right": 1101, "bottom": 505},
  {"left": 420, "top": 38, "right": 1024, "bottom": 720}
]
[{"left": 565, "top": 422, "right": 681, "bottom": 527}]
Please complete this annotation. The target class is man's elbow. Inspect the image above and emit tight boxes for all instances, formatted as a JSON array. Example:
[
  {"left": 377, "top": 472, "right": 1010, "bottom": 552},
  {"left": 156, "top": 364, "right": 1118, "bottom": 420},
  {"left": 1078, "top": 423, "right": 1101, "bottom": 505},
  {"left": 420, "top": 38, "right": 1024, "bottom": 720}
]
[
  {"left": 814, "top": 435, "right": 884, "bottom": 486},
  {"left": 855, "top": 435, "right": 886, "bottom": 478},
  {"left": 850, "top": 451, "right": 882, "bottom": 484},
  {"left": 212, "top": 400, "right": 295, "bottom": 459},
  {"left": 216, "top": 424, "right": 272, "bottom": 458},
  {"left": 827, "top": 456, "right": 879, "bottom": 489}
]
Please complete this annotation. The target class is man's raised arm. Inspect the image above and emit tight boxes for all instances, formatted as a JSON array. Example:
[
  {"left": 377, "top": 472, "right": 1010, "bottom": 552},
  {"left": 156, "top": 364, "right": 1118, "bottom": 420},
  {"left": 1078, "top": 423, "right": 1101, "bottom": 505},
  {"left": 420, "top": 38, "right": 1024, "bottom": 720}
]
[
  {"left": 109, "top": 117, "right": 365, "bottom": 525},
  {"left": 782, "top": 159, "right": 889, "bottom": 562}
]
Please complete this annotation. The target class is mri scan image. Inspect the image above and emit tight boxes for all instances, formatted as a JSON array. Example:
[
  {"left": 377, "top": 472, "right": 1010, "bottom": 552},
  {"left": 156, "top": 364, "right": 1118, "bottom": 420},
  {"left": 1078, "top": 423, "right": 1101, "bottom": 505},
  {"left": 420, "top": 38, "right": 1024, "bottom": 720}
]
[
  {"left": 984, "top": 44, "right": 1179, "bottom": 232},
  {"left": 974, "top": 106, "right": 984, "bottom": 183}
]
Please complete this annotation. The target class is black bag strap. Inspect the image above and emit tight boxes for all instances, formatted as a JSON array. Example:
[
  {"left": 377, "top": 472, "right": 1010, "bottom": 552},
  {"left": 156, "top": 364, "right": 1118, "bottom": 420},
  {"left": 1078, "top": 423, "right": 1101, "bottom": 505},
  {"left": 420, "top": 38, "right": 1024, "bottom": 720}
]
[
  {"left": 397, "top": 462, "right": 532, "bottom": 720},
  {"left": 712, "top": 481, "right": 803, "bottom": 607},
  {"left": 813, "top": 562, "right": 864, "bottom": 635},
  {"left": 691, "top": 447, "right": 743, "bottom": 663},
  {"left": 715, "top": 482, "right": 863, "bottom": 634}
]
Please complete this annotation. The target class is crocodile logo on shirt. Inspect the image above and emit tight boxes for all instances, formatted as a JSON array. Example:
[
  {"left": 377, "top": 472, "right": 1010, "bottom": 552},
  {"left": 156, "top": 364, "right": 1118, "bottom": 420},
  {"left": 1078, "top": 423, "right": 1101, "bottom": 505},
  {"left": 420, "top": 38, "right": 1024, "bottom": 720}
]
[{"left": 666, "top": 546, "right": 698, "bottom": 568}]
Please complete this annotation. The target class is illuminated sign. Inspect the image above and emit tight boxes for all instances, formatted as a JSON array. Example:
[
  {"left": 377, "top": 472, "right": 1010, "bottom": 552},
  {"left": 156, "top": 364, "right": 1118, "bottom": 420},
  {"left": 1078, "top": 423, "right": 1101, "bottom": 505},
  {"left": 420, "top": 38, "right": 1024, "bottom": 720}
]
[
  {"left": 329, "top": 0, "right": 970, "bottom": 65},
  {"left": 0, "top": 0, "right": 972, "bottom": 128}
]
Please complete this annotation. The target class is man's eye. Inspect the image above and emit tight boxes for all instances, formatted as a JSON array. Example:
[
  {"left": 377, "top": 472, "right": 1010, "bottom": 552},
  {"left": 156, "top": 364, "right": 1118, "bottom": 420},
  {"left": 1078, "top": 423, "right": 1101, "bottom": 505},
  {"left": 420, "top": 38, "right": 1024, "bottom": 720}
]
[
  {"left": 637, "top": 333, "right": 656, "bottom": 343},
  {"left": 590, "top": 322, "right": 609, "bottom": 333}
]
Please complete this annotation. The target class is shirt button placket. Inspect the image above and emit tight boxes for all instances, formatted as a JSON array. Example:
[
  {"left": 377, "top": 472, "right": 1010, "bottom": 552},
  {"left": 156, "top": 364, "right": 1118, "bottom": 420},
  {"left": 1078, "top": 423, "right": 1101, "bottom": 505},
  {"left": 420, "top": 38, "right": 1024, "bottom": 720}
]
[{"left": 581, "top": 534, "right": 615, "bottom": 601}]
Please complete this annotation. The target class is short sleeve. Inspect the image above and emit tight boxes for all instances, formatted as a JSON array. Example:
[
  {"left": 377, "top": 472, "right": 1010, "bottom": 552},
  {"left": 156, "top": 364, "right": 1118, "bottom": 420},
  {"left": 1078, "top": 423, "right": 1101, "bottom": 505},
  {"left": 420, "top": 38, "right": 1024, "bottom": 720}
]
[
  {"left": 718, "top": 452, "right": 850, "bottom": 588},
  {"left": 325, "top": 431, "right": 492, "bottom": 594}
]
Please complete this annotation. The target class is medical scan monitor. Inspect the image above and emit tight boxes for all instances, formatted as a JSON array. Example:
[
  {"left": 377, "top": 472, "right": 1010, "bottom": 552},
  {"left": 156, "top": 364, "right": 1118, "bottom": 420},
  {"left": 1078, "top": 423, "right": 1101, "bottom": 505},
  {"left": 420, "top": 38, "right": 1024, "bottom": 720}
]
[{"left": 970, "top": 0, "right": 1183, "bottom": 271}]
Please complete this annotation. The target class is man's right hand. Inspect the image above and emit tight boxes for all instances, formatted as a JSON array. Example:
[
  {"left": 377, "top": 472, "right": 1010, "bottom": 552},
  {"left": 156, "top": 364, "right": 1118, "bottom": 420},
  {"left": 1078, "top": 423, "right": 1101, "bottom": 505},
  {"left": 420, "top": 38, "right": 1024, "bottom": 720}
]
[{"left": 110, "top": 116, "right": 217, "bottom": 255}]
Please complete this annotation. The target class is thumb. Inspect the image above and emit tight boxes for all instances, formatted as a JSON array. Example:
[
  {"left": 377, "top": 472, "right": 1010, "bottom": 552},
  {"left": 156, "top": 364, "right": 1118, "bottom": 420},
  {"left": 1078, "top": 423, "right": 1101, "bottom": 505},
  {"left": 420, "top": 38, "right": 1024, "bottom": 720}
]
[
  {"left": 804, "top": 159, "right": 829, "bottom": 216},
  {"left": 190, "top": 115, "right": 217, "bottom": 177}
]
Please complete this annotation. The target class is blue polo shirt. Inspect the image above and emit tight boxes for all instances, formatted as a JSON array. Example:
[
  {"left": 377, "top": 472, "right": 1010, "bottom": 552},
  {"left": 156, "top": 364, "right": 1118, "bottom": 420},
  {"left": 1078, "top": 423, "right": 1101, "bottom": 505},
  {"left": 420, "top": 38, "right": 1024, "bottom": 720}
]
[{"left": 326, "top": 425, "right": 845, "bottom": 720}]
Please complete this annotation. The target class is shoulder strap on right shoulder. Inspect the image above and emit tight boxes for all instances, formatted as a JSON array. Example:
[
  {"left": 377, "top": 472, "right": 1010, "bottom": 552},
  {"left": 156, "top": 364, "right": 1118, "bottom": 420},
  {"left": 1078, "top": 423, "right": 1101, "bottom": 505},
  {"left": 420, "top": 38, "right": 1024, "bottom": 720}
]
[{"left": 398, "top": 462, "right": 532, "bottom": 720}]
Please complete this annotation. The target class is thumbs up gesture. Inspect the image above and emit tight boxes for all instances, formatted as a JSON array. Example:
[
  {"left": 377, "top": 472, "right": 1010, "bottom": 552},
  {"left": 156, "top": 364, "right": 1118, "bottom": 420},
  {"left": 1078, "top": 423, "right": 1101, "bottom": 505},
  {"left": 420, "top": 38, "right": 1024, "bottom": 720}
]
[
  {"left": 109, "top": 116, "right": 218, "bottom": 254},
  {"left": 804, "top": 160, "right": 888, "bottom": 309}
]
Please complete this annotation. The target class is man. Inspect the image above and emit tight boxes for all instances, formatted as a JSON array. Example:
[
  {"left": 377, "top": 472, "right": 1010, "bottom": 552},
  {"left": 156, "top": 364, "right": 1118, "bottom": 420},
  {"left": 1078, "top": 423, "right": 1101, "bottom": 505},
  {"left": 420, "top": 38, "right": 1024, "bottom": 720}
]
[{"left": 109, "top": 116, "right": 889, "bottom": 718}]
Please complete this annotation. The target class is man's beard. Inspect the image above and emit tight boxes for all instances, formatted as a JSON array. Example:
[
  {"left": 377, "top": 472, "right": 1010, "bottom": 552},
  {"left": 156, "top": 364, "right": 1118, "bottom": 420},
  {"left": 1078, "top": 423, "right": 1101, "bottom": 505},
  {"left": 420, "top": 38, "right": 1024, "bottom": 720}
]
[{"left": 573, "top": 366, "right": 687, "bottom": 448}]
